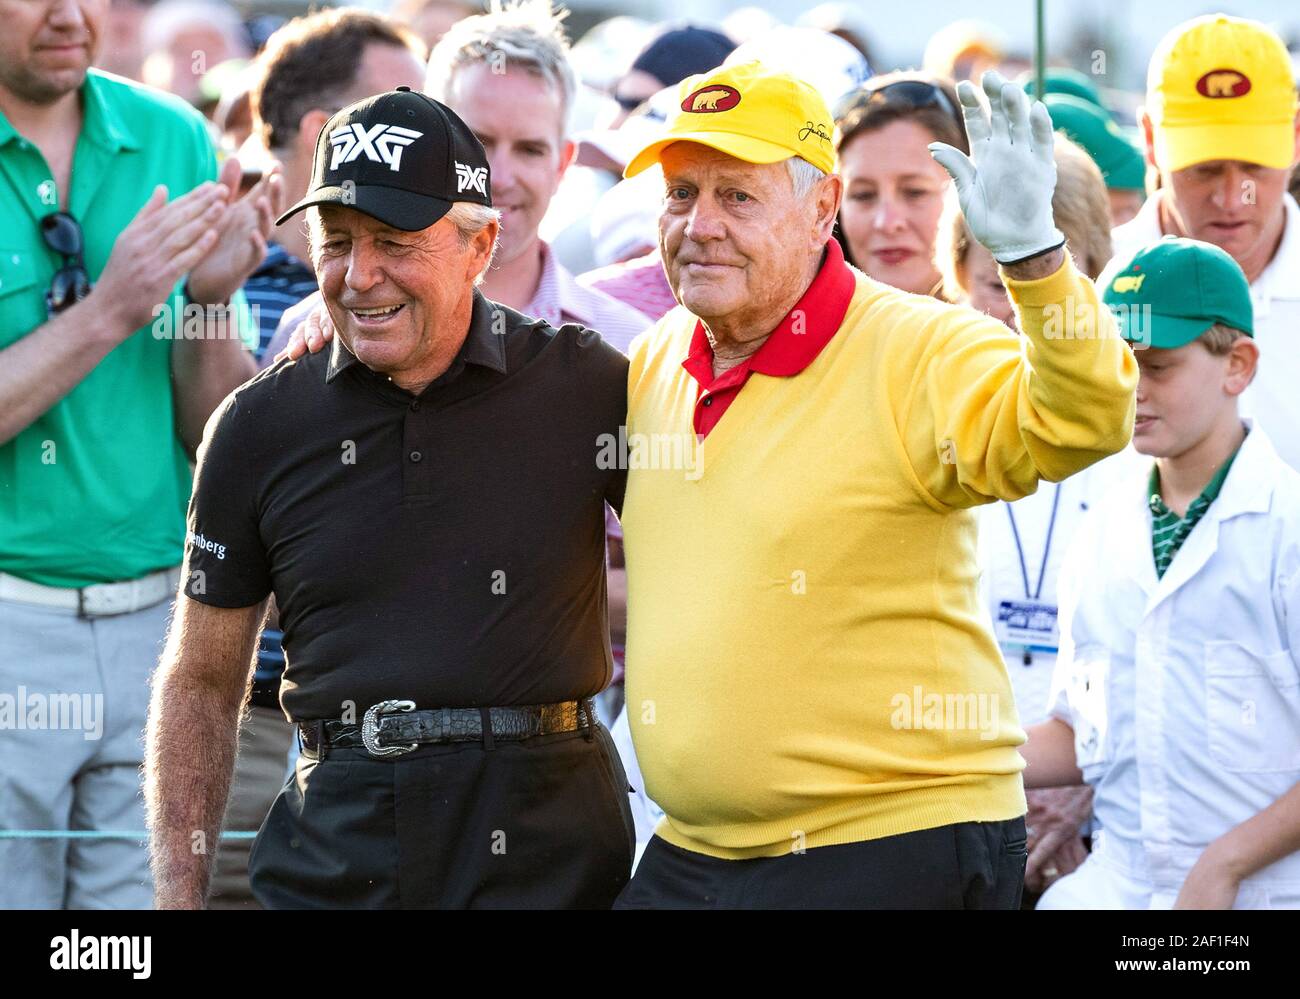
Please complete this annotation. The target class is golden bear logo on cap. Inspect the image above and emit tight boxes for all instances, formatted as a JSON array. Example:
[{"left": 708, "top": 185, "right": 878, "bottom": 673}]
[
  {"left": 1196, "top": 69, "right": 1252, "bottom": 98},
  {"left": 683, "top": 85, "right": 741, "bottom": 113}
]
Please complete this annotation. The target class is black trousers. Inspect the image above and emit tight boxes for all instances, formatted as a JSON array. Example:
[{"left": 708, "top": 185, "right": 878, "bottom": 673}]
[
  {"left": 248, "top": 724, "right": 635, "bottom": 909},
  {"left": 614, "top": 817, "right": 1027, "bottom": 909}
]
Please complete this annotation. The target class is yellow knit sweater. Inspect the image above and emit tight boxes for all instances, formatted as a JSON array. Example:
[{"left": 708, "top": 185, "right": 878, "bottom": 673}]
[{"left": 622, "top": 256, "right": 1138, "bottom": 859}]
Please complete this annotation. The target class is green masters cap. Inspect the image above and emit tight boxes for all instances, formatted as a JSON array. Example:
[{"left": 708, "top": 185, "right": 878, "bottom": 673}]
[
  {"left": 1103, "top": 237, "right": 1254, "bottom": 348},
  {"left": 1042, "top": 93, "right": 1146, "bottom": 190},
  {"left": 1020, "top": 67, "right": 1105, "bottom": 108}
]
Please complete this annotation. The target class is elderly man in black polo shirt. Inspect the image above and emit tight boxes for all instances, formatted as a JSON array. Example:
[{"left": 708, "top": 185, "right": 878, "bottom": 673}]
[{"left": 145, "top": 89, "right": 634, "bottom": 909}]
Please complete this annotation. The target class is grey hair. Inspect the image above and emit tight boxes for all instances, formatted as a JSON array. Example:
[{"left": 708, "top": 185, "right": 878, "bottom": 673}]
[
  {"left": 445, "top": 202, "right": 502, "bottom": 283},
  {"left": 786, "top": 156, "right": 828, "bottom": 200},
  {"left": 426, "top": 0, "right": 576, "bottom": 136}
]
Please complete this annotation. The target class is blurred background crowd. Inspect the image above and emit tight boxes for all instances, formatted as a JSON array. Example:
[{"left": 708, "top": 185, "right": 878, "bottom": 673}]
[{"left": 92, "top": 0, "right": 1300, "bottom": 293}]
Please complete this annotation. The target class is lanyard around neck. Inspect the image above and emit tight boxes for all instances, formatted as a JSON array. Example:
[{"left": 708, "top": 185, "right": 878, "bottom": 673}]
[{"left": 1005, "top": 483, "right": 1062, "bottom": 601}]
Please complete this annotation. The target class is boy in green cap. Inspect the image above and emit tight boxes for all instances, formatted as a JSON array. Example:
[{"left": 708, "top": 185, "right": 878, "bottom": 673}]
[{"left": 1020, "top": 236, "right": 1300, "bottom": 909}]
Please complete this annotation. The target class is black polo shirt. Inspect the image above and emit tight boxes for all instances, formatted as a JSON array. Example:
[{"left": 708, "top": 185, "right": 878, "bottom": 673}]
[{"left": 183, "top": 291, "right": 629, "bottom": 721}]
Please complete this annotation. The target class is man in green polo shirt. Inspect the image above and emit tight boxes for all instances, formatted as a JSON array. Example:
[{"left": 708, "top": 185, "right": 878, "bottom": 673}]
[{"left": 0, "top": 0, "right": 279, "bottom": 908}]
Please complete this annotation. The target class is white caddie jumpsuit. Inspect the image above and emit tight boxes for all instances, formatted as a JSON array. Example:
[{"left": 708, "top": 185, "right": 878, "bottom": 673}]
[{"left": 1039, "top": 421, "right": 1300, "bottom": 909}]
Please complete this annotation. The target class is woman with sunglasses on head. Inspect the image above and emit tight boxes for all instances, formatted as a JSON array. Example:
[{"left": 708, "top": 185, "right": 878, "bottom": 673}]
[{"left": 834, "top": 73, "right": 967, "bottom": 298}]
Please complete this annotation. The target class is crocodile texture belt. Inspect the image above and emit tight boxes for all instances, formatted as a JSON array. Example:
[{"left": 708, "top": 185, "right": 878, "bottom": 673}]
[{"left": 299, "top": 698, "right": 596, "bottom": 759}]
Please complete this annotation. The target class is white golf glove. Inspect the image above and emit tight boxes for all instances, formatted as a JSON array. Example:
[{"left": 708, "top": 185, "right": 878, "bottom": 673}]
[{"left": 928, "top": 70, "right": 1066, "bottom": 265}]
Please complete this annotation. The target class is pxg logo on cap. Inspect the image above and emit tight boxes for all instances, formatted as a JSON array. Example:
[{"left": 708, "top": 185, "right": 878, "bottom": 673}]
[
  {"left": 455, "top": 162, "right": 488, "bottom": 196},
  {"left": 278, "top": 86, "right": 492, "bottom": 233},
  {"left": 328, "top": 122, "right": 423, "bottom": 173}
]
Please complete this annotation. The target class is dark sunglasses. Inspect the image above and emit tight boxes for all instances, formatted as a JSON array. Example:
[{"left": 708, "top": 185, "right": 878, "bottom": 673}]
[
  {"left": 613, "top": 92, "right": 648, "bottom": 113},
  {"left": 833, "top": 79, "right": 962, "bottom": 129},
  {"left": 41, "top": 211, "right": 91, "bottom": 317}
]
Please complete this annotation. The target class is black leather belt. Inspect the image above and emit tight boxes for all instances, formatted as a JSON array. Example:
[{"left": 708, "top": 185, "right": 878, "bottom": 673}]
[{"left": 299, "top": 698, "right": 596, "bottom": 759}]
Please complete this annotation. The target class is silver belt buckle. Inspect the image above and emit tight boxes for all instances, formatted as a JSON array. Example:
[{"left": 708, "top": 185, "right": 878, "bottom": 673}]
[{"left": 361, "top": 699, "right": 418, "bottom": 757}]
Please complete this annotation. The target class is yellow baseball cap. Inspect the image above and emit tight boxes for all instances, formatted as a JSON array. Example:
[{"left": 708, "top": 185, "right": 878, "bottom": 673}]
[
  {"left": 622, "top": 60, "right": 836, "bottom": 178},
  {"left": 1147, "top": 14, "right": 1299, "bottom": 171}
]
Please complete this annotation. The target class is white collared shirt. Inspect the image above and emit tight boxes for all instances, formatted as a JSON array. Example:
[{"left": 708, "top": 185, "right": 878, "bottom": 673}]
[
  {"left": 1048, "top": 420, "right": 1300, "bottom": 890},
  {"left": 1102, "top": 192, "right": 1300, "bottom": 472}
]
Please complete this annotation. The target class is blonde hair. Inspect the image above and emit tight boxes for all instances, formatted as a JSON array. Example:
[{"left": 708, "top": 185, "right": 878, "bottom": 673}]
[
  {"left": 937, "top": 135, "right": 1113, "bottom": 299},
  {"left": 1198, "top": 322, "right": 1250, "bottom": 355},
  {"left": 934, "top": 192, "right": 972, "bottom": 303},
  {"left": 1052, "top": 137, "right": 1113, "bottom": 278}
]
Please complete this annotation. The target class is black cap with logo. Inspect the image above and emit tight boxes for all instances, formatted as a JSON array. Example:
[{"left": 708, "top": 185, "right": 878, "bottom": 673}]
[{"left": 277, "top": 86, "right": 492, "bottom": 232}]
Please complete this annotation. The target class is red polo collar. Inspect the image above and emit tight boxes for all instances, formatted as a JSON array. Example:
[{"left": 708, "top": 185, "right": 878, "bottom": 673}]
[{"left": 681, "top": 239, "right": 856, "bottom": 436}]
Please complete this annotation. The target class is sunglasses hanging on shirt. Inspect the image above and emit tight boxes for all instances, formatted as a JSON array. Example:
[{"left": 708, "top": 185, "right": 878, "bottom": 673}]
[{"left": 41, "top": 211, "right": 91, "bottom": 318}]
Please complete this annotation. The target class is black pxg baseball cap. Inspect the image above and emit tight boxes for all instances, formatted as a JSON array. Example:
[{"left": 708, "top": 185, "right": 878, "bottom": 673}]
[{"left": 277, "top": 86, "right": 493, "bottom": 231}]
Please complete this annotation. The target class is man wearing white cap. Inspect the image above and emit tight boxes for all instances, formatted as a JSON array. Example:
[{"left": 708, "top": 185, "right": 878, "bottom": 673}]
[{"left": 1103, "top": 13, "right": 1300, "bottom": 470}]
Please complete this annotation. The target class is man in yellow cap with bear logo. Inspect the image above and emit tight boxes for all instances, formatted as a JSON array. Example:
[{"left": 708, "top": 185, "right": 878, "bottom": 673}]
[
  {"left": 1105, "top": 14, "right": 1300, "bottom": 471},
  {"left": 613, "top": 60, "right": 1138, "bottom": 908}
]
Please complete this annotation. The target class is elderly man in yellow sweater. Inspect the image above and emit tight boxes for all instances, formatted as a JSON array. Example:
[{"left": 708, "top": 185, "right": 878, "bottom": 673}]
[{"left": 613, "top": 61, "right": 1138, "bottom": 908}]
